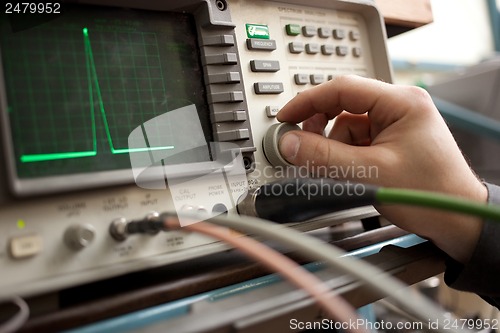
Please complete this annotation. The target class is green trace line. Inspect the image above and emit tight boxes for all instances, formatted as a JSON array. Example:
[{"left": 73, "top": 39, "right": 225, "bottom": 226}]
[
  {"left": 21, "top": 151, "right": 97, "bottom": 163},
  {"left": 20, "top": 27, "right": 174, "bottom": 163}
]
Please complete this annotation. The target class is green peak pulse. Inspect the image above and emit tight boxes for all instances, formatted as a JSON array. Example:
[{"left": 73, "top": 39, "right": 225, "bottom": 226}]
[{"left": 20, "top": 27, "right": 174, "bottom": 163}]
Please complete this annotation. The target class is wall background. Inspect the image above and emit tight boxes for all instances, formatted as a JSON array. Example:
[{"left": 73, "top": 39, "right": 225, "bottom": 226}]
[{"left": 387, "top": 0, "right": 495, "bottom": 67}]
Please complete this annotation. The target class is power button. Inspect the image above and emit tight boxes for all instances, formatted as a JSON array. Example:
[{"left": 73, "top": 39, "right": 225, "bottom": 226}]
[{"left": 9, "top": 234, "right": 43, "bottom": 259}]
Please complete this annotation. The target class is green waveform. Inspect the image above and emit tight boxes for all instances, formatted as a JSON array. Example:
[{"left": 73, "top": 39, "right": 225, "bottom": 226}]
[{"left": 20, "top": 27, "right": 174, "bottom": 163}]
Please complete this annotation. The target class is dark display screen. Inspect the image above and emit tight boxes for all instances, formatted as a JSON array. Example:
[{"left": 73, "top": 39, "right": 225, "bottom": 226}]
[{"left": 0, "top": 5, "right": 212, "bottom": 181}]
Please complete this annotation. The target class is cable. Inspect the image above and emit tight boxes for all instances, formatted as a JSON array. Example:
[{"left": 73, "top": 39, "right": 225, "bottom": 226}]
[
  {"left": 0, "top": 296, "right": 29, "bottom": 333},
  {"left": 163, "top": 218, "right": 367, "bottom": 333},
  {"left": 236, "top": 178, "right": 500, "bottom": 332},
  {"left": 376, "top": 187, "right": 500, "bottom": 221},
  {"left": 243, "top": 178, "right": 500, "bottom": 223},
  {"left": 123, "top": 178, "right": 500, "bottom": 333},
  {"left": 240, "top": 178, "right": 378, "bottom": 223},
  {"left": 124, "top": 210, "right": 465, "bottom": 332},
  {"left": 180, "top": 212, "right": 467, "bottom": 333}
]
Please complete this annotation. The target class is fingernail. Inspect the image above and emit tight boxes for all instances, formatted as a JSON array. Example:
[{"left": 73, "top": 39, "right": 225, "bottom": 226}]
[{"left": 279, "top": 133, "right": 300, "bottom": 162}]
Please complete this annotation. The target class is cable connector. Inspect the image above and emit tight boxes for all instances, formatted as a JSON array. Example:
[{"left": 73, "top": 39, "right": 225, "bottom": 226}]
[
  {"left": 125, "top": 219, "right": 164, "bottom": 234},
  {"left": 109, "top": 212, "right": 165, "bottom": 241},
  {"left": 238, "top": 178, "right": 378, "bottom": 223}
]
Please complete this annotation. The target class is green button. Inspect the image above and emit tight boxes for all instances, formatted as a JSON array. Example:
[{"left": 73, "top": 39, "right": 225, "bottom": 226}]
[
  {"left": 246, "top": 24, "right": 270, "bottom": 39},
  {"left": 286, "top": 24, "right": 301, "bottom": 36}
]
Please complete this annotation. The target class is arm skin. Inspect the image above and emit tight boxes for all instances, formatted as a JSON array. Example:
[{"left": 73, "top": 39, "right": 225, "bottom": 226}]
[{"left": 276, "top": 75, "right": 487, "bottom": 264}]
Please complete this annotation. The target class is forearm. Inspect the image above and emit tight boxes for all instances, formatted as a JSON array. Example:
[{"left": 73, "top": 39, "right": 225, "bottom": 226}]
[
  {"left": 375, "top": 168, "right": 487, "bottom": 264},
  {"left": 443, "top": 183, "right": 500, "bottom": 298}
]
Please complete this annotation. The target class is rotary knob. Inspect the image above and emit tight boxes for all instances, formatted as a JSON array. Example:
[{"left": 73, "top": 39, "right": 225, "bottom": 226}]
[
  {"left": 64, "top": 224, "right": 96, "bottom": 250},
  {"left": 262, "top": 123, "right": 301, "bottom": 167}
]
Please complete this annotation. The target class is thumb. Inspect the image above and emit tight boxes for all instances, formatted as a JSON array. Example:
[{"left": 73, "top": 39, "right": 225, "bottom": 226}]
[{"left": 279, "top": 131, "right": 380, "bottom": 181}]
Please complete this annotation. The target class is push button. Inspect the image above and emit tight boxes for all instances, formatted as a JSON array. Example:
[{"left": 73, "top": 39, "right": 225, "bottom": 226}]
[
  {"left": 318, "top": 27, "right": 330, "bottom": 38},
  {"left": 203, "top": 35, "right": 235, "bottom": 46},
  {"left": 302, "top": 25, "right": 317, "bottom": 37},
  {"left": 294, "top": 74, "right": 309, "bottom": 85},
  {"left": 213, "top": 110, "right": 247, "bottom": 122},
  {"left": 205, "top": 53, "right": 238, "bottom": 65},
  {"left": 289, "top": 42, "right": 304, "bottom": 54},
  {"left": 285, "top": 24, "right": 301, "bottom": 36},
  {"left": 352, "top": 47, "right": 363, "bottom": 58},
  {"left": 310, "top": 74, "right": 324, "bottom": 85},
  {"left": 333, "top": 29, "right": 346, "bottom": 40},
  {"left": 349, "top": 30, "right": 360, "bottom": 41},
  {"left": 210, "top": 91, "right": 244, "bottom": 103},
  {"left": 336, "top": 46, "right": 349, "bottom": 57},
  {"left": 246, "top": 24, "right": 270, "bottom": 39},
  {"left": 250, "top": 60, "right": 280, "bottom": 72},
  {"left": 208, "top": 72, "right": 241, "bottom": 84},
  {"left": 246, "top": 39, "right": 277, "bottom": 51},
  {"left": 218, "top": 129, "right": 250, "bottom": 141},
  {"left": 266, "top": 106, "right": 280, "bottom": 118},
  {"left": 254, "top": 82, "right": 284, "bottom": 94},
  {"left": 321, "top": 44, "right": 335, "bottom": 55},
  {"left": 9, "top": 234, "right": 43, "bottom": 259},
  {"left": 305, "top": 43, "right": 320, "bottom": 54}
]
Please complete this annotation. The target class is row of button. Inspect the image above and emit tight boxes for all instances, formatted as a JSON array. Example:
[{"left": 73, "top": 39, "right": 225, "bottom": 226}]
[
  {"left": 286, "top": 24, "right": 360, "bottom": 41},
  {"left": 202, "top": 32, "right": 251, "bottom": 142},
  {"left": 295, "top": 73, "right": 340, "bottom": 85},
  {"left": 245, "top": 37, "right": 284, "bottom": 96},
  {"left": 245, "top": 30, "right": 284, "bottom": 121},
  {"left": 289, "top": 43, "right": 362, "bottom": 57}
]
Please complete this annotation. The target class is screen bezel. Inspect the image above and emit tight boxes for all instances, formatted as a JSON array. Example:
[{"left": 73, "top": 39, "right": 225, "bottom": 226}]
[{"left": 0, "top": 2, "right": 240, "bottom": 196}]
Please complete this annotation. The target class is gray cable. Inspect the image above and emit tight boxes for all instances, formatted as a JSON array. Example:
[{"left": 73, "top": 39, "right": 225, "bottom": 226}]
[
  {"left": 0, "top": 296, "right": 29, "bottom": 333},
  {"left": 189, "top": 213, "right": 469, "bottom": 333}
]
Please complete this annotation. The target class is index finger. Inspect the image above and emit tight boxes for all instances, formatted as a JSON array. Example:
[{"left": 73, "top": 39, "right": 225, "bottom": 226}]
[{"left": 277, "top": 75, "right": 409, "bottom": 126}]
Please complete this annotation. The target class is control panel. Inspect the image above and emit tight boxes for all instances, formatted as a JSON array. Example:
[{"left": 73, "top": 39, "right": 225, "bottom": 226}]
[{"left": 0, "top": 0, "right": 392, "bottom": 298}]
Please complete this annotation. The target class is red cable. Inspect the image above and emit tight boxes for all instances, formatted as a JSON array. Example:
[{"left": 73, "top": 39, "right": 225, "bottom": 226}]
[{"left": 164, "top": 217, "right": 367, "bottom": 333}]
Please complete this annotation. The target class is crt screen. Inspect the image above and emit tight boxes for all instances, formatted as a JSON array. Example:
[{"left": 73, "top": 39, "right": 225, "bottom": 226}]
[{"left": 0, "top": 5, "right": 212, "bottom": 180}]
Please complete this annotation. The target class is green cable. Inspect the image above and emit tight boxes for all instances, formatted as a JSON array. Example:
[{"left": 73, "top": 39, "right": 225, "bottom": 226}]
[{"left": 376, "top": 187, "right": 500, "bottom": 222}]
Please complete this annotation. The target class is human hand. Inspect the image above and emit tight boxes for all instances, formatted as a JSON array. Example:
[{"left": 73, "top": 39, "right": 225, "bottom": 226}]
[{"left": 277, "top": 75, "right": 487, "bottom": 263}]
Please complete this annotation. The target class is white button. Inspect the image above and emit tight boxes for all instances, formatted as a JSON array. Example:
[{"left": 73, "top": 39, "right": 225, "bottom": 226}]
[
  {"left": 305, "top": 43, "right": 320, "bottom": 54},
  {"left": 302, "top": 25, "right": 317, "bottom": 37},
  {"left": 353, "top": 47, "right": 363, "bottom": 58},
  {"left": 9, "top": 234, "right": 43, "bottom": 259},
  {"left": 266, "top": 106, "right": 280, "bottom": 117},
  {"left": 310, "top": 74, "right": 324, "bottom": 85},
  {"left": 294, "top": 73, "right": 309, "bottom": 85},
  {"left": 318, "top": 27, "right": 330, "bottom": 38},
  {"left": 349, "top": 30, "right": 360, "bottom": 41},
  {"left": 288, "top": 42, "right": 304, "bottom": 54}
]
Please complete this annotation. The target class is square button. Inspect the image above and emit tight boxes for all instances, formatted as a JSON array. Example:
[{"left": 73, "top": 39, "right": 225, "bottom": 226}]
[
  {"left": 318, "top": 27, "right": 330, "bottom": 38},
  {"left": 286, "top": 24, "right": 301, "bottom": 36},
  {"left": 333, "top": 29, "right": 346, "bottom": 40},
  {"left": 289, "top": 42, "right": 304, "bottom": 54},
  {"left": 305, "top": 43, "right": 320, "bottom": 54},
  {"left": 321, "top": 44, "right": 334, "bottom": 55},
  {"left": 294, "top": 74, "right": 309, "bottom": 85},
  {"left": 302, "top": 25, "right": 317, "bottom": 37},
  {"left": 266, "top": 106, "right": 280, "bottom": 117},
  {"left": 336, "top": 46, "right": 348, "bottom": 56},
  {"left": 310, "top": 74, "right": 324, "bottom": 85}
]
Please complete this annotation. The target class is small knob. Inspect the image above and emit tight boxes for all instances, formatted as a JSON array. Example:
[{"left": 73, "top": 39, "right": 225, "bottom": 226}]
[
  {"left": 262, "top": 123, "right": 301, "bottom": 167},
  {"left": 64, "top": 224, "right": 96, "bottom": 250}
]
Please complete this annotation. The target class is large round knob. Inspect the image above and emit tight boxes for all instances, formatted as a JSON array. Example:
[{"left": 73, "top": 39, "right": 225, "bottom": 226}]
[
  {"left": 262, "top": 123, "right": 301, "bottom": 167},
  {"left": 64, "top": 224, "right": 96, "bottom": 250}
]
